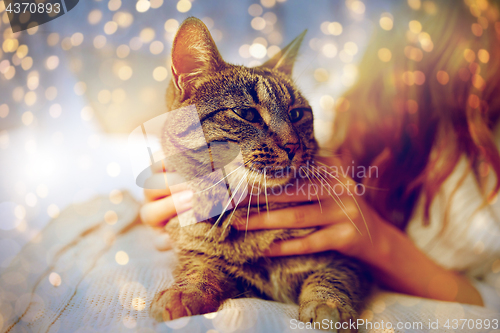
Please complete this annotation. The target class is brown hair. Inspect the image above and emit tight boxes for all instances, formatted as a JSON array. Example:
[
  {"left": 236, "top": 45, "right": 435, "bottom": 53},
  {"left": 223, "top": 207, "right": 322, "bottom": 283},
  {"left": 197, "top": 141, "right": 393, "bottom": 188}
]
[{"left": 333, "top": 0, "right": 500, "bottom": 229}]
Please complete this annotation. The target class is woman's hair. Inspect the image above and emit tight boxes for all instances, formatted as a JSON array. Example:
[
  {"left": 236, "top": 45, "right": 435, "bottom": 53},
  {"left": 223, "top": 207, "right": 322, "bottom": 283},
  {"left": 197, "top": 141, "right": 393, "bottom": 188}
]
[{"left": 333, "top": 0, "right": 500, "bottom": 229}]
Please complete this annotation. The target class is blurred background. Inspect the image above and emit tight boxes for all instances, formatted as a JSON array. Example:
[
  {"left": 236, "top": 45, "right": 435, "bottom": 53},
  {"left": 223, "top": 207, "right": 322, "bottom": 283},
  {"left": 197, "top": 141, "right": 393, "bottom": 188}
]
[{"left": 0, "top": 0, "right": 419, "bottom": 270}]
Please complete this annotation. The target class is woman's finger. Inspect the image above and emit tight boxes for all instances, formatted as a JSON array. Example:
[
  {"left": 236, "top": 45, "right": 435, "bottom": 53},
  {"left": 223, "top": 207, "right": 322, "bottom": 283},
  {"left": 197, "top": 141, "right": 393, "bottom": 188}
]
[
  {"left": 144, "top": 188, "right": 171, "bottom": 203},
  {"left": 140, "top": 190, "right": 193, "bottom": 227},
  {"left": 265, "top": 223, "right": 358, "bottom": 256},
  {"left": 143, "top": 173, "right": 189, "bottom": 202},
  {"left": 234, "top": 200, "right": 358, "bottom": 230},
  {"left": 153, "top": 231, "right": 173, "bottom": 251}
]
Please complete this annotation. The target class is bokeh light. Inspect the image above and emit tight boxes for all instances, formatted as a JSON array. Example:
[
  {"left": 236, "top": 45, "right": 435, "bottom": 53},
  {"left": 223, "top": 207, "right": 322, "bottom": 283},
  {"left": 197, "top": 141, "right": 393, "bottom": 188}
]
[
  {"left": 49, "top": 104, "right": 62, "bottom": 118},
  {"left": 114, "top": 12, "right": 134, "bottom": 28},
  {"left": 45, "top": 87, "right": 57, "bottom": 100},
  {"left": 261, "top": 0, "right": 276, "bottom": 8},
  {"left": 74, "top": 82, "right": 87, "bottom": 96},
  {"left": 151, "top": 0, "right": 163, "bottom": 8},
  {"left": 436, "top": 70, "right": 449, "bottom": 85},
  {"left": 71, "top": 33, "right": 84, "bottom": 46},
  {"left": 136, "top": 0, "right": 150, "bottom": 13},
  {"left": 406, "top": 99, "right": 418, "bottom": 114},
  {"left": 88, "top": 9, "right": 103, "bottom": 24},
  {"left": 379, "top": 13, "right": 394, "bottom": 30},
  {"left": 81, "top": 106, "right": 94, "bottom": 121},
  {"left": 149, "top": 41, "right": 164, "bottom": 55},
  {"left": 251, "top": 17, "right": 266, "bottom": 30},
  {"left": 109, "top": 190, "right": 123, "bottom": 204},
  {"left": 164, "top": 18, "right": 179, "bottom": 32},
  {"left": 47, "top": 204, "right": 60, "bottom": 219},
  {"left": 348, "top": 0, "right": 366, "bottom": 14},
  {"left": 477, "top": 49, "right": 489, "bottom": 63},
  {"left": 408, "top": 0, "right": 421, "bottom": 10},
  {"left": 115, "top": 251, "right": 129, "bottom": 265},
  {"left": 319, "top": 95, "right": 335, "bottom": 111},
  {"left": 176, "top": 0, "right": 191, "bottom": 13},
  {"left": 322, "top": 43, "right": 338, "bottom": 58},
  {"left": 0, "top": 104, "right": 9, "bottom": 118},
  {"left": 118, "top": 66, "right": 133, "bottom": 80},
  {"left": 153, "top": 66, "right": 168, "bottom": 81},
  {"left": 409, "top": 20, "right": 422, "bottom": 33},
  {"left": 249, "top": 43, "right": 267, "bottom": 58},
  {"left": 328, "top": 22, "right": 343, "bottom": 35},
  {"left": 468, "top": 94, "right": 480, "bottom": 109},
  {"left": 105, "top": 210, "right": 118, "bottom": 225},
  {"left": 378, "top": 48, "right": 392, "bottom": 62},
  {"left": 22, "top": 57, "right": 33, "bottom": 70},
  {"left": 49, "top": 272, "right": 62, "bottom": 287},
  {"left": 104, "top": 21, "right": 118, "bottom": 35},
  {"left": 140, "top": 28, "right": 155, "bottom": 42},
  {"left": 248, "top": 4, "right": 263, "bottom": 16},
  {"left": 463, "top": 49, "right": 475, "bottom": 63},
  {"left": 46, "top": 56, "right": 60, "bottom": 70}
]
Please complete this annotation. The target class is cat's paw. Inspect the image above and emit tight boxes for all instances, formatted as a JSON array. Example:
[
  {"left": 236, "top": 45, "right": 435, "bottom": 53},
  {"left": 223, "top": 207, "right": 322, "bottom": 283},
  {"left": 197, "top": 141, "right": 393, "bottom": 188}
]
[
  {"left": 299, "top": 299, "right": 356, "bottom": 333},
  {"left": 150, "top": 286, "right": 220, "bottom": 322}
]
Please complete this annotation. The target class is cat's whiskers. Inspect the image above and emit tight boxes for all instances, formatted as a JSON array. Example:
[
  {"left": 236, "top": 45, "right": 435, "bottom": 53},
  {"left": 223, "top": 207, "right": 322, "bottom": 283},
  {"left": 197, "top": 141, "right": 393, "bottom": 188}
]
[
  {"left": 308, "top": 166, "right": 361, "bottom": 235},
  {"left": 193, "top": 155, "right": 260, "bottom": 194},
  {"left": 245, "top": 175, "right": 258, "bottom": 241},
  {"left": 264, "top": 168, "right": 270, "bottom": 217},
  {"left": 221, "top": 170, "right": 251, "bottom": 237},
  {"left": 314, "top": 162, "right": 372, "bottom": 243},
  {"left": 232, "top": 289, "right": 254, "bottom": 299},
  {"left": 257, "top": 172, "right": 261, "bottom": 215},
  {"left": 206, "top": 169, "right": 250, "bottom": 241},
  {"left": 310, "top": 165, "right": 349, "bottom": 212},
  {"left": 302, "top": 166, "right": 322, "bottom": 213},
  {"left": 193, "top": 163, "right": 246, "bottom": 194},
  {"left": 264, "top": 168, "right": 269, "bottom": 217},
  {"left": 227, "top": 169, "right": 251, "bottom": 223},
  {"left": 186, "top": 157, "right": 257, "bottom": 248}
]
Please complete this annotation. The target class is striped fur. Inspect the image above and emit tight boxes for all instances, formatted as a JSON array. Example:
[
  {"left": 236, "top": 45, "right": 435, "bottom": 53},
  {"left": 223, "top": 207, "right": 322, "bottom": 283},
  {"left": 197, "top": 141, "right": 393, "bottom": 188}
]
[{"left": 151, "top": 18, "right": 371, "bottom": 332}]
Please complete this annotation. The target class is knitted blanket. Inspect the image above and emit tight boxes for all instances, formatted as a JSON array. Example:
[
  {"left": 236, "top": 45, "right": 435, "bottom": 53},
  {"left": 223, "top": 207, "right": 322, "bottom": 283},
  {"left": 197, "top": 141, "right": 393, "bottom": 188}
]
[{"left": 1, "top": 192, "right": 497, "bottom": 333}]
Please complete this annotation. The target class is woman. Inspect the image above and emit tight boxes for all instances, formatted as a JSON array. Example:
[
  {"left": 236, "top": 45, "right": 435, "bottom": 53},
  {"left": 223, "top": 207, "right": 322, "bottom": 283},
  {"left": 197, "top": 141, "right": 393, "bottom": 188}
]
[{"left": 141, "top": 0, "right": 500, "bottom": 311}]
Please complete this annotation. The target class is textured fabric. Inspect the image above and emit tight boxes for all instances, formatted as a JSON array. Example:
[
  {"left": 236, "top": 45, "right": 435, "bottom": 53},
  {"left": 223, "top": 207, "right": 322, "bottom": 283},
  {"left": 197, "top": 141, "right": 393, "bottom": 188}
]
[
  {"left": 1, "top": 188, "right": 499, "bottom": 333},
  {"left": 406, "top": 154, "right": 500, "bottom": 313}
]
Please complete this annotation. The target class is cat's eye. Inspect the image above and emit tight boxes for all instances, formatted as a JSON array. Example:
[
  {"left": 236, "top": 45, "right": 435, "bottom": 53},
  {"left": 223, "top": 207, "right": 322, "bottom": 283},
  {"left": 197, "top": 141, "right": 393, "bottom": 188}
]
[
  {"left": 233, "top": 108, "right": 260, "bottom": 123},
  {"left": 289, "top": 108, "right": 309, "bottom": 123}
]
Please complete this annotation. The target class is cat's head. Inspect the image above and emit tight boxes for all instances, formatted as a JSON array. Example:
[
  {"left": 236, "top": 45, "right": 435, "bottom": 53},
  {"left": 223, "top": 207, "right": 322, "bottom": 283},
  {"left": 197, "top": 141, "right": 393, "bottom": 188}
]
[{"left": 164, "top": 17, "right": 317, "bottom": 188}]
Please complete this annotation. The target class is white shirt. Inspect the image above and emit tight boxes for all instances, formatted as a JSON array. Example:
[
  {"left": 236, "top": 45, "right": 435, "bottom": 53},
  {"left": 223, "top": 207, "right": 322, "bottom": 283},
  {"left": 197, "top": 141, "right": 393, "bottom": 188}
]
[{"left": 407, "top": 137, "right": 500, "bottom": 311}]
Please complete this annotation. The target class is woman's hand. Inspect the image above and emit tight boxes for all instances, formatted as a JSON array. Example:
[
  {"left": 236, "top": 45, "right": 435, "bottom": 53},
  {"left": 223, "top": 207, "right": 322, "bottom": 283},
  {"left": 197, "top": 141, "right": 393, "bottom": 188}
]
[
  {"left": 235, "top": 157, "right": 484, "bottom": 306},
  {"left": 140, "top": 164, "right": 193, "bottom": 250},
  {"left": 235, "top": 162, "right": 387, "bottom": 263}
]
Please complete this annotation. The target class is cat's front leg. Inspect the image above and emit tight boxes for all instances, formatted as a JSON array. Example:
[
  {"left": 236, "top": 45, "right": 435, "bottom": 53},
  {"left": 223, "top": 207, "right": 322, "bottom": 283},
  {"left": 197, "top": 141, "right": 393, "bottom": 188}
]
[
  {"left": 298, "top": 261, "right": 371, "bottom": 333},
  {"left": 150, "top": 254, "right": 238, "bottom": 322}
]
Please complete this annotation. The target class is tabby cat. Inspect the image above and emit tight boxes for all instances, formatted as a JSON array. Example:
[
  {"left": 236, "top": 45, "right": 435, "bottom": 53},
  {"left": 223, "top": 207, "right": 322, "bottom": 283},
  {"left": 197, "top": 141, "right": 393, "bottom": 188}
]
[{"left": 150, "top": 17, "right": 371, "bottom": 332}]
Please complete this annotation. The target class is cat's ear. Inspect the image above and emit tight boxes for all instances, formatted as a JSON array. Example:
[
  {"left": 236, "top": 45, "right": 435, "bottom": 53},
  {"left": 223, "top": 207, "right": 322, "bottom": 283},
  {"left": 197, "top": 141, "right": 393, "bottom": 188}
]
[
  {"left": 171, "top": 17, "right": 225, "bottom": 99},
  {"left": 260, "top": 30, "right": 307, "bottom": 76}
]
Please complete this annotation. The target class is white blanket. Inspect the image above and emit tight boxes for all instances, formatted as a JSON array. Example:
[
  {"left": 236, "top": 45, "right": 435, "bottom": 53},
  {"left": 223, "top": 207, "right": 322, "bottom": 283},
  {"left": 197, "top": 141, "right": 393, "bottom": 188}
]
[{"left": 1, "top": 192, "right": 498, "bottom": 333}]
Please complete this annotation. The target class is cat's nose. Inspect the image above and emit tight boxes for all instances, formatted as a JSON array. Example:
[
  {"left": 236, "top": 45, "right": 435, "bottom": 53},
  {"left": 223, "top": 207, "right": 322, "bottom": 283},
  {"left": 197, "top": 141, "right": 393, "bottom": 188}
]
[{"left": 284, "top": 143, "right": 300, "bottom": 161}]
